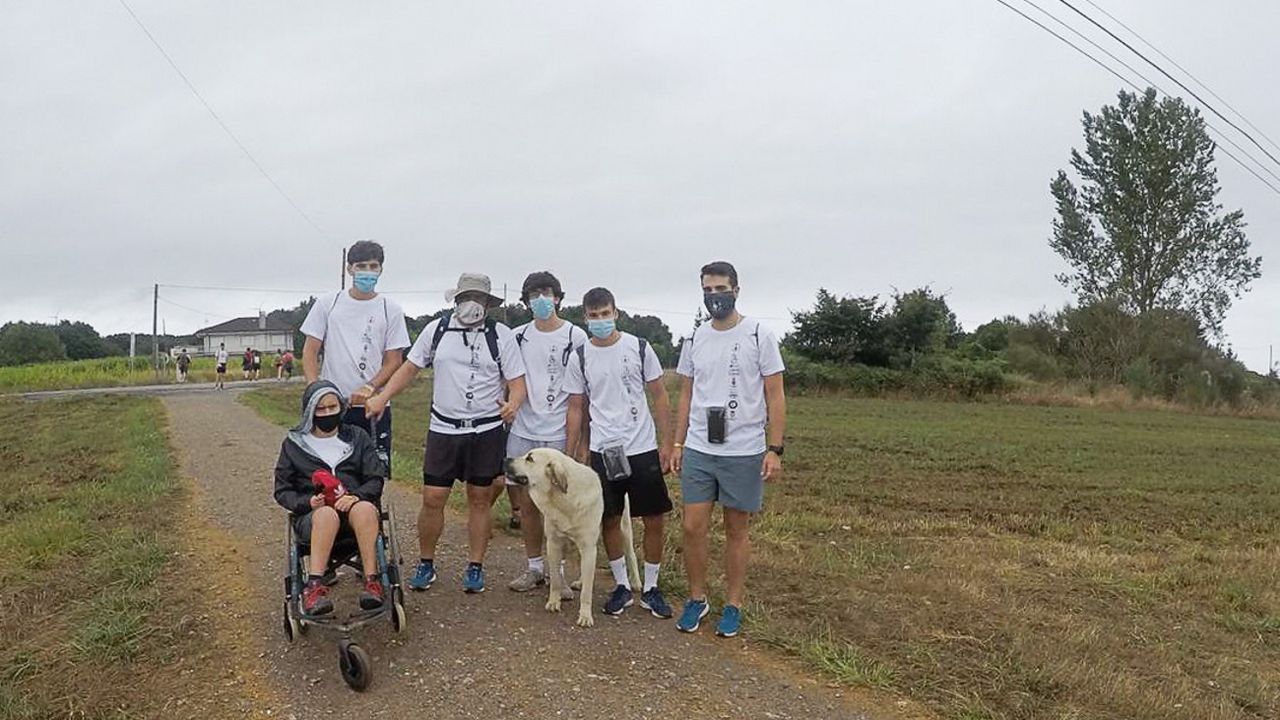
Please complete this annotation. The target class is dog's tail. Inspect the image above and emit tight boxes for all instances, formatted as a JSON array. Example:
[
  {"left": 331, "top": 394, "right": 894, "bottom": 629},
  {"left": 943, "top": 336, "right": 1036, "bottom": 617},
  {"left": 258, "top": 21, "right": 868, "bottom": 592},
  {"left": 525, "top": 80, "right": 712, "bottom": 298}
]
[{"left": 620, "top": 495, "right": 642, "bottom": 591}]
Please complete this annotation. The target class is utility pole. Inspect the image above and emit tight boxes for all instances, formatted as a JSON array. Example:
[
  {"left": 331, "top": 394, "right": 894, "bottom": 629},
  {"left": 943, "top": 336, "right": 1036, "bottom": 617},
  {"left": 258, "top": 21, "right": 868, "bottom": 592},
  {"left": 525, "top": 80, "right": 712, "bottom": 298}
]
[
  {"left": 152, "top": 283, "right": 159, "bottom": 380},
  {"left": 341, "top": 247, "right": 347, "bottom": 290}
]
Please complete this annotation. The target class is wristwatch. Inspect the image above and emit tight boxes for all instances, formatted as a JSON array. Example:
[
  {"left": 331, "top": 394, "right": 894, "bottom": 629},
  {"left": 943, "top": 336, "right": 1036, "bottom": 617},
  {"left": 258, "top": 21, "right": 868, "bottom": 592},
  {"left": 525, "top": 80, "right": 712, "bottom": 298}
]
[{"left": 767, "top": 444, "right": 785, "bottom": 457}]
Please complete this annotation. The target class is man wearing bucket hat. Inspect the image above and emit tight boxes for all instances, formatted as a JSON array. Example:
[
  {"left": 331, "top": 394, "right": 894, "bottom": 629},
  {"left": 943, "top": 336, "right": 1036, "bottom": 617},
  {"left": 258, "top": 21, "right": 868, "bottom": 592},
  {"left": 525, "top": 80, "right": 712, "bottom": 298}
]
[{"left": 366, "top": 272, "right": 527, "bottom": 594}]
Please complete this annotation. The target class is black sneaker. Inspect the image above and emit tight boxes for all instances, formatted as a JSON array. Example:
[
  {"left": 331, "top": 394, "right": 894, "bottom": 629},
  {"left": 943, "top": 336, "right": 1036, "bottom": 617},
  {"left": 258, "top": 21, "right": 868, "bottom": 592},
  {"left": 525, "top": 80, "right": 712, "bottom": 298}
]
[
  {"left": 603, "top": 585, "right": 634, "bottom": 616},
  {"left": 639, "top": 587, "right": 674, "bottom": 619}
]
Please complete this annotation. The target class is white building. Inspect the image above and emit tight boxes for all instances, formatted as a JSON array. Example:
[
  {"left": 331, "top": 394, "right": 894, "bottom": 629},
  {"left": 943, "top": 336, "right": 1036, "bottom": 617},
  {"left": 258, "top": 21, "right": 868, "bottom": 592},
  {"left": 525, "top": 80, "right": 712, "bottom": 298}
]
[{"left": 195, "top": 312, "right": 295, "bottom": 356}]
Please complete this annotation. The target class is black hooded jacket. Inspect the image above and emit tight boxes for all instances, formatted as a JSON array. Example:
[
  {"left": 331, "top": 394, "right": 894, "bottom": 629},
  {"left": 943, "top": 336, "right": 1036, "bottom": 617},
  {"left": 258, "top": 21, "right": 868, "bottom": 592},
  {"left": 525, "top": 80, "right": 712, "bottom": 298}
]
[{"left": 273, "top": 381, "right": 386, "bottom": 515}]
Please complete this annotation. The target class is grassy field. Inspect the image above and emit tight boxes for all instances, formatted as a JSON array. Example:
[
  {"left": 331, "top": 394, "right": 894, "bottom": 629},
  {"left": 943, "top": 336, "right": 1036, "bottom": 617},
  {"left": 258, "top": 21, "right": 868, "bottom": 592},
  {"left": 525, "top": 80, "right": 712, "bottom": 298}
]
[
  {"left": 0, "top": 355, "right": 293, "bottom": 394},
  {"left": 0, "top": 396, "right": 188, "bottom": 717},
  {"left": 242, "top": 381, "right": 1280, "bottom": 720}
]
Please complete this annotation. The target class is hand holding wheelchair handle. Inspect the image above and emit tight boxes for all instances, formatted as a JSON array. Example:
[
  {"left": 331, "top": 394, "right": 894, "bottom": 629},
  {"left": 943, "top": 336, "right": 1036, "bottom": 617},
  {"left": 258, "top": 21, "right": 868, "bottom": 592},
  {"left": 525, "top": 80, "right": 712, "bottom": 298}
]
[{"left": 363, "top": 393, "right": 387, "bottom": 421}]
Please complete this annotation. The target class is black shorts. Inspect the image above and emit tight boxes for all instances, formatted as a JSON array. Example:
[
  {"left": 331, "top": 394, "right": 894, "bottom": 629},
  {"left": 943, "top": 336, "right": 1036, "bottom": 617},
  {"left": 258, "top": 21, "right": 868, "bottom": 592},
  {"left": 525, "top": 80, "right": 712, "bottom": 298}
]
[
  {"left": 423, "top": 426, "right": 507, "bottom": 488},
  {"left": 591, "top": 449, "right": 672, "bottom": 518},
  {"left": 293, "top": 508, "right": 355, "bottom": 543},
  {"left": 216, "top": 363, "right": 227, "bottom": 374}
]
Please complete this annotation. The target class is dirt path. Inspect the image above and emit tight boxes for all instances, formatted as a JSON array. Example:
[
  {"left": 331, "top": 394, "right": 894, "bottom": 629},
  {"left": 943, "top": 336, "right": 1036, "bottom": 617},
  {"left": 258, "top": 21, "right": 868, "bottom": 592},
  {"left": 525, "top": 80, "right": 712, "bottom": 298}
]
[{"left": 163, "top": 391, "right": 904, "bottom": 720}]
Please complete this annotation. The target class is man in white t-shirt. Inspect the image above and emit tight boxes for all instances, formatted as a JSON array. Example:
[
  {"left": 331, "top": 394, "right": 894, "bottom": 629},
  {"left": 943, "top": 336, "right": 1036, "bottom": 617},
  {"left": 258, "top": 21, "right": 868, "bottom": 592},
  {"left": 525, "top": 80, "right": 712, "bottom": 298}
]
[
  {"left": 564, "top": 287, "right": 675, "bottom": 620},
  {"left": 504, "top": 271, "right": 588, "bottom": 594},
  {"left": 215, "top": 343, "right": 228, "bottom": 390},
  {"left": 300, "top": 240, "right": 411, "bottom": 460},
  {"left": 365, "top": 272, "right": 528, "bottom": 595},
  {"left": 672, "top": 260, "right": 787, "bottom": 639}
]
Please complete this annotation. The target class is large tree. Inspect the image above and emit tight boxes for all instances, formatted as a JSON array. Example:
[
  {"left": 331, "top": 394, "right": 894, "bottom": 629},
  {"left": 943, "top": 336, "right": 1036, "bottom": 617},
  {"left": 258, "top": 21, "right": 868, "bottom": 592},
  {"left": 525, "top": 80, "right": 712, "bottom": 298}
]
[{"left": 1049, "top": 88, "right": 1261, "bottom": 333}]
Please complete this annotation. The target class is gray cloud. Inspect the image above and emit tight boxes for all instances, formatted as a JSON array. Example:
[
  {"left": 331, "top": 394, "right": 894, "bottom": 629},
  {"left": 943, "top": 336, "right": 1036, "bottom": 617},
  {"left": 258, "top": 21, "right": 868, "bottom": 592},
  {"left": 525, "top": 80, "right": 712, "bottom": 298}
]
[{"left": 2, "top": 1, "right": 1276, "bottom": 365}]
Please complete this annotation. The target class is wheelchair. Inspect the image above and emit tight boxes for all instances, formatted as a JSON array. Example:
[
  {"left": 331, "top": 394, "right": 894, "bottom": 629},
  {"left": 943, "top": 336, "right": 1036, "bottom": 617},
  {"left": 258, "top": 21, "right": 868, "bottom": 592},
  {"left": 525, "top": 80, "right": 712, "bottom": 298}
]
[{"left": 281, "top": 473, "right": 406, "bottom": 691}]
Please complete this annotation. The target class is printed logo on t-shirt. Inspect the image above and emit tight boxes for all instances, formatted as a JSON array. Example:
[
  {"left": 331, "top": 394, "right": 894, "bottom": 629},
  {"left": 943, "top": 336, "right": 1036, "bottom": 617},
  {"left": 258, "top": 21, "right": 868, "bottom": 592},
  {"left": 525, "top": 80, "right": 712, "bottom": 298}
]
[
  {"left": 728, "top": 340, "right": 743, "bottom": 420},
  {"left": 543, "top": 344, "right": 563, "bottom": 409},
  {"left": 357, "top": 314, "right": 377, "bottom": 374}
]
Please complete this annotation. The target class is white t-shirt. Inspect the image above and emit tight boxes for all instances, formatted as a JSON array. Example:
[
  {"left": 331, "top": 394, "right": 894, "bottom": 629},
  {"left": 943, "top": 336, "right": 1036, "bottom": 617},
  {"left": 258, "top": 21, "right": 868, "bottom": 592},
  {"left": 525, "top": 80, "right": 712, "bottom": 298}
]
[
  {"left": 302, "top": 433, "right": 351, "bottom": 471},
  {"left": 216, "top": 349, "right": 228, "bottom": 365},
  {"left": 300, "top": 291, "right": 412, "bottom": 399},
  {"left": 563, "top": 332, "right": 664, "bottom": 456},
  {"left": 677, "top": 318, "right": 785, "bottom": 456},
  {"left": 510, "top": 321, "right": 588, "bottom": 442},
  {"left": 405, "top": 316, "right": 527, "bottom": 435}
]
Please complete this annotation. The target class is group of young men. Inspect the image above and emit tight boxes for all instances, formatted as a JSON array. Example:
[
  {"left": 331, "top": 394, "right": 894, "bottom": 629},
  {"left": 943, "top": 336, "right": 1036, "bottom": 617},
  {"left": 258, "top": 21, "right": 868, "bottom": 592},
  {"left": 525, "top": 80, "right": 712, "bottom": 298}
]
[{"left": 299, "top": 240, "right": 786, "bottom": 637}]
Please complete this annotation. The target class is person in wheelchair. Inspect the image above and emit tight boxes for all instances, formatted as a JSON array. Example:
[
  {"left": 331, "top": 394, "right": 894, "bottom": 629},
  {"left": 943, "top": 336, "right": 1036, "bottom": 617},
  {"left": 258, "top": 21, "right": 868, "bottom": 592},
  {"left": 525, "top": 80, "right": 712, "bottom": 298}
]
[{"left": 274, "top": 380, "right": 386, "bottom": 616}]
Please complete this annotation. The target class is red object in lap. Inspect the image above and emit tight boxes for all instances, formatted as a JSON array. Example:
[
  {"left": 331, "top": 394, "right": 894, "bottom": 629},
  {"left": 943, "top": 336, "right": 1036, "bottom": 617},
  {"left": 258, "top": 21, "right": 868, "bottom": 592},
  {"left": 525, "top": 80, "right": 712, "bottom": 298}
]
[{"left": 311, "top": 469, "right": 347, "bottom": 507}]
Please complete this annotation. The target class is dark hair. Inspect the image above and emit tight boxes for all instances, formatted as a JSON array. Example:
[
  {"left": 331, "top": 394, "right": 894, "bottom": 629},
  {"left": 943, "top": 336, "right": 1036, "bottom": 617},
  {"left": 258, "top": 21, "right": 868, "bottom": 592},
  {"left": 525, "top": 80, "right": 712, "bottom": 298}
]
[
  {"left": 347, "top": 240, "right": 385, "bottom": 265},
  {"left": 700, "top": 260, "right": 738, "bottom": 288},
  {"left": 582, "top": 287, "right": 616, "bottom": 312},
  {"left": 521, "top": 271, "right": 564, "bottom": 303}
]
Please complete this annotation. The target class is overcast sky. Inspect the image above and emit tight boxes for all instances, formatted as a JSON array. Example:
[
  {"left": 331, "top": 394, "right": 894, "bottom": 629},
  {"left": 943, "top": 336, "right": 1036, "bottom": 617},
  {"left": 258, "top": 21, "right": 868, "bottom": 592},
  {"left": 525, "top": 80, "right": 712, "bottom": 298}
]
[{"left": 3, "top": 2, "right": 1277, "bottom": 367}]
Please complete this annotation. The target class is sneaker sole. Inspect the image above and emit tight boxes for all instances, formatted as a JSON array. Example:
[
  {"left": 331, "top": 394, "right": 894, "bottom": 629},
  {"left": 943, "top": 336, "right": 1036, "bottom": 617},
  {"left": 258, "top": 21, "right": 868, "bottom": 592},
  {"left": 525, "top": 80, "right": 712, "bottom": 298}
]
[
  {"left": 639, "top": 601, "right": 674, "bottom": 620},
  {"left": 715, "top": 627, "right": 740, "bottom": 638},
  {"left": 464, "top": 587, "right": 486, "bottom": 594},
  {"left": 603, "top": 599, "right": 634, "bottom": 616},
  {"left": 676, "top": 605, "right": 710, "bottom": 633},
  {"left": 508, "top": 579, "right": 547, "bottom": 593},
  {"left": 408, "top": 575, "right": 436, "bottom": 592}
]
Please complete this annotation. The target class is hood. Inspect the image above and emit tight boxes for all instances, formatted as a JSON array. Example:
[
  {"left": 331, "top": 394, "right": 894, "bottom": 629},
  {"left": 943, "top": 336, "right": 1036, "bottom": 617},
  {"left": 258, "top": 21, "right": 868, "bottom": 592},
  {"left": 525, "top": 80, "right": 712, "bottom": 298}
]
[{"left": 291, "top": 380, "right": 348, "bottom": 435}]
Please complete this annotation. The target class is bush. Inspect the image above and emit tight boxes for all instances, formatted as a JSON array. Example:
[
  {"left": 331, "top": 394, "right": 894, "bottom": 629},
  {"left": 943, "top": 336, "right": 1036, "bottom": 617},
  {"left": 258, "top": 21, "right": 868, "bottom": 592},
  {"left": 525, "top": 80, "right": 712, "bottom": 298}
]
[
  {"left": 784, "top": 351, "right": 1012, "bottom": 398},
  {"left": 1005, "top": 343, "right": 1063, "bottom": 381}
]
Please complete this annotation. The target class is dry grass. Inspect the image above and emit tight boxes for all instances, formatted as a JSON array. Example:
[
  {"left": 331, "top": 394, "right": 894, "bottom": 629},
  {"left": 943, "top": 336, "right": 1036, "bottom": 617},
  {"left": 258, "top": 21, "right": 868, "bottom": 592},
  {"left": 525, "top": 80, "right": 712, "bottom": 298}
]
[{"left": 242, "top": 383, "right": 1280, "bottom": 719}]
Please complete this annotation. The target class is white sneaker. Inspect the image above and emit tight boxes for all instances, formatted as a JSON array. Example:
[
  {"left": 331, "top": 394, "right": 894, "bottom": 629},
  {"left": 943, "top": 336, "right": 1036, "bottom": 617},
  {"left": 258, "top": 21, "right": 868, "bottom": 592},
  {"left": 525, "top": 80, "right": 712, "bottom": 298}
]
[{"left": 508, "top": 567, "right": 546, "bottom": 592}]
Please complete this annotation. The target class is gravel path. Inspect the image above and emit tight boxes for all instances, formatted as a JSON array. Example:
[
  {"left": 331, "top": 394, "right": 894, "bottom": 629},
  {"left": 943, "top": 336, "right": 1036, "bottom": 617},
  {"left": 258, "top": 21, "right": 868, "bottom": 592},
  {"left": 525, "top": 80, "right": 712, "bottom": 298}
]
[{"left": 163, "top": 391, "right": 905, "bottom": 720}]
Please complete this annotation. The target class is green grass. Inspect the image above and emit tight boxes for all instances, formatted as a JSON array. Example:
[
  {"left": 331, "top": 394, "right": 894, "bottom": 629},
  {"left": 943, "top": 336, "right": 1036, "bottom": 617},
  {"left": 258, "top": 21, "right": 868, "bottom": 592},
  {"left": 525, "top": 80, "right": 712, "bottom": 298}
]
[
  {"left": 242, "top": 382, "right": 1280, "bottom": 719},
  {"left": 0, "top": 396, "right": 181, "bottom": 718},
  {"left": 0, "top": 355, "right": 289, "bottom": 393}
]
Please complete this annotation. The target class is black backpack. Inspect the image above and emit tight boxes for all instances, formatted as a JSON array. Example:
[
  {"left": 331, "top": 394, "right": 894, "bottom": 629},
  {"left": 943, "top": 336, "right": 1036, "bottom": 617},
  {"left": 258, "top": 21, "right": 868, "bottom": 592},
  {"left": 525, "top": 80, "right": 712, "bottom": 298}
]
[
  {"left": 427, "top": 310, "right": 501, "bottom": 372},
  {"left": 516, "top": 322, "right": 581, "bottom": 367}
]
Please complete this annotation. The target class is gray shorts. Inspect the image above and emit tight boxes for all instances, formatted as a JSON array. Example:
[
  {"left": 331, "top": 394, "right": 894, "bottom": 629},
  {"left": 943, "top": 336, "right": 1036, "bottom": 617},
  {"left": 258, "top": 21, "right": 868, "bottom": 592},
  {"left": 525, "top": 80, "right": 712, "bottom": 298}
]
[
  {"left": 505, "top": 434, "right": 567, "bottom": 487},
  {"left": 679, "top": 448, "right": 766, "bottom": 513}
]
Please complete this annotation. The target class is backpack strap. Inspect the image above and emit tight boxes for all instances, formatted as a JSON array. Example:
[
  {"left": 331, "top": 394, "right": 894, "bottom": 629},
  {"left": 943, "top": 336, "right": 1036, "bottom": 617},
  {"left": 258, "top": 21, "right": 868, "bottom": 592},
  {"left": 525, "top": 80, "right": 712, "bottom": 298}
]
[
  {"left": 426, "top": 310, "right": 453, "bottom": 367},
  {"left": 638, "top": 337, "right": 649, "bottom": 383},
  {"left": 484, "top": 318, "right": 501, "bottom": 368},
  {"left": 576, "top": 344, "right": 588, "bottom": 395}
]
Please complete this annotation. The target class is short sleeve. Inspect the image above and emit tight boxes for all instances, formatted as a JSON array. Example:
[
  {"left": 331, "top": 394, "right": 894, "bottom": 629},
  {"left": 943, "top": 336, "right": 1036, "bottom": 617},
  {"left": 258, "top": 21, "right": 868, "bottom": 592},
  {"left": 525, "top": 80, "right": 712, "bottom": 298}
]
[
  {"left": 676, "top": 337, "right": 695, "bottom": 377},
  {"left": 758, "top": 325, "right": 785, "bottom": 376},
  {"left": 497, "top": 325, "right": 526, "bottom": 379},
  {"left": 300, "top": 294, "right": 332, "bottom": 341},
  {"left": 405, "top": 320, "right": 438, "bottom": 368},
  {"left": 642, "top": 342, "right": 664, "bottom": 383},
  {"left": 564, "top": 351, "right": 586, "bottom": 395},
  {"left": 385, "top": 301, "right": 411, "bottom": 351}
]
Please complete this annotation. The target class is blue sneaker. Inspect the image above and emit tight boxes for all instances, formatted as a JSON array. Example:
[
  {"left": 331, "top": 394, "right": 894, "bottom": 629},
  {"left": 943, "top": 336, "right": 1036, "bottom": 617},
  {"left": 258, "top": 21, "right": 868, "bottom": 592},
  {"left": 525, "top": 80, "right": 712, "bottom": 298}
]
[
  {"left": 407, "top": 560, "right": 436, "bottom": 591},
  {"left": 716, "top": 605, "right": 742, "bottom": 637},
  {"left": 463, "top": 564, "right": 485, "bottom": 593},
  {"left": 603, "top": 585, "right": 634, "bottom": 615},
  {"left": 676, "top": 598, "right": 709, "bottom": 633},
  {"left": 640, "top": 588, "right": 673, "bottom": 619}
]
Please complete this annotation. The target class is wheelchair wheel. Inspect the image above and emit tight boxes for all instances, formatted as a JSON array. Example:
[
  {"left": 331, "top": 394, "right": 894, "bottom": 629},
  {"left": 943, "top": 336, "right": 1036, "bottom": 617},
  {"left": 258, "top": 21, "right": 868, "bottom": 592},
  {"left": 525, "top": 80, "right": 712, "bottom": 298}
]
[
  {"left": 391, "top": 588, "right": 407, "bottom": 633},
  {"left": 282, "top": 601, "right": 300, "bottom": 643},
  {"left": 338, "top": 641, "right": 372, "bottom": 691}
]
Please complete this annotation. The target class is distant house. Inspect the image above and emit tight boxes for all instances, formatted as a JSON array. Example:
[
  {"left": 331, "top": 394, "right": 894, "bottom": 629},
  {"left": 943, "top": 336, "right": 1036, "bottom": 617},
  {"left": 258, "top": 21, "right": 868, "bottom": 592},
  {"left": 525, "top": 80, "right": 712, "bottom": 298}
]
[{"left": 195, "top": 312, "right": 295, "bottom": 356}]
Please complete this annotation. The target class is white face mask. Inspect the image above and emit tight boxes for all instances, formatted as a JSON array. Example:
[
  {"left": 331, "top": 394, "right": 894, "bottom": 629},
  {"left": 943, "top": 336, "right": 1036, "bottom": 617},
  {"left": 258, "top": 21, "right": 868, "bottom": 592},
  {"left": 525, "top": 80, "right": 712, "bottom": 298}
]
[{"left": 455, "top": 300, "right": 486, "bottom": 326}]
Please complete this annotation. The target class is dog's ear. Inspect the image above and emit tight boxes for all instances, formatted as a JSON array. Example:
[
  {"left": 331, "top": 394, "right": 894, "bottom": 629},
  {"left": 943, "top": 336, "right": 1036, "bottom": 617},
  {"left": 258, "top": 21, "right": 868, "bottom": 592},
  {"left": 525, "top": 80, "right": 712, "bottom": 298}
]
[{"left": 546, "top": 460, "right": 569, "bottom": 494}]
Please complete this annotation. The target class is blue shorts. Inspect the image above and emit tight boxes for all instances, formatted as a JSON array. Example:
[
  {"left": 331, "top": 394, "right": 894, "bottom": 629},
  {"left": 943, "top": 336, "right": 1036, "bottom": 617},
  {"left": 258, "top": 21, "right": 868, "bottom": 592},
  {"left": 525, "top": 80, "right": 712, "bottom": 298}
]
[{"left": 679, "top": 448, "right": 766, "bottom": 513}]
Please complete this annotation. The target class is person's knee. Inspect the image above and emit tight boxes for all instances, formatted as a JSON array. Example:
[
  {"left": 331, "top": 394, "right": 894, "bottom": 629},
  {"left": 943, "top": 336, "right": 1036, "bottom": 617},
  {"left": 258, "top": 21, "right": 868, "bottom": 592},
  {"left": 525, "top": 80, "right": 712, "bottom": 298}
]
[
  {"left": 350, "top": 500, "right": 378, "bottom": 523},
  {"left": 422, "top": 488, "right": 449, "bottom": 510},
  {"left": 683, "top": 506, "right": 712, "bottom": 536},
  {"left": 724, "top": 510, "right": 751, "bottom": 540},
  {"left": 642, "top": 514, "right": 666, "bottom": 530},
  {"left": 313, "top": 505, "right": 340, "bottom": 526},
  {"left": 466, "top": 483, "right": 494, "bottom": 506}
]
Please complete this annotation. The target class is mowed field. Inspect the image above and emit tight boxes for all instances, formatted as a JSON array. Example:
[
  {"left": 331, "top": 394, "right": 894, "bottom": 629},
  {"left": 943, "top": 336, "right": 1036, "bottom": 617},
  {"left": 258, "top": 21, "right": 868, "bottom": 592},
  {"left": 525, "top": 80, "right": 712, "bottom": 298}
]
[
  {"left": 0, "top": 398, "right": 194, "bottom": 717},
  {"left": 245, "top": 379, "right": 1280, "bottom": 720},
  {"left": 0, "top": 356, "right": 291, "bottom": 394}
]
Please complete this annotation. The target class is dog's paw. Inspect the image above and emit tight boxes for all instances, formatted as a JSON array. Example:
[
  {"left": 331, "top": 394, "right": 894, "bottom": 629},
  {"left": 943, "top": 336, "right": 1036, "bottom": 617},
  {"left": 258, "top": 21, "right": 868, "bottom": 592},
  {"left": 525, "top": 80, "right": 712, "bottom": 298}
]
[
  {"left": 545, "top": 598, "right": 562, "bottom": 613},
  {"left": 576, "top": 611, "right": 595, "bottom": 628}
]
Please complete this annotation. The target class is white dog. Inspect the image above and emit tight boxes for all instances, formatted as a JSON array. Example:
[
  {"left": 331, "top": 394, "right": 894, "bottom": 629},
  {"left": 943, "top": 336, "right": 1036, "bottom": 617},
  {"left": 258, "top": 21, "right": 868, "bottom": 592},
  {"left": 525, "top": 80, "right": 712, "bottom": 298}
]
[{"left": 504, "top": 448, "right": 640, "bottom": 627}]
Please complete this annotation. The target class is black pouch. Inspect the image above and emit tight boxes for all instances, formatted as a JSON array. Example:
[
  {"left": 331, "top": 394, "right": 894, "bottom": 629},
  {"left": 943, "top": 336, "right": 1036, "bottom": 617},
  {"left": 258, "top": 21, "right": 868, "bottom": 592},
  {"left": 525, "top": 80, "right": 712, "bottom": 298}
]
[
  {"left": 601, "top": 444, "right": 632, "bottom": 481},
  {"left": 707, "top": 406, "right": 727, "bottom": 444}
]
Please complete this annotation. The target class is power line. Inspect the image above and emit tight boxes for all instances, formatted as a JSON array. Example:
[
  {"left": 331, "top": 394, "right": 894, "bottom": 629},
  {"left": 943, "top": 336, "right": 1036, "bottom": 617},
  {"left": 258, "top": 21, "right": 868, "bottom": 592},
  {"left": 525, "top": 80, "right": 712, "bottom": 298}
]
[
  {"left": 994, "top": 0, "right": 1280, "bottom": 198},
  {"left": 1016, "top": 0, "right": 1280, "bottom": 188},
  {"left": 1055, "top": 0, "right": 1280, "bottom": 171},
  {"left": 157, "top": 296, "right": 218, "bottom": 317},
  {"left": 1081, "top": 0, "right": 1280, "bottom": 157},
  {"left": 116, "top": 0, "right": 328, "bottom": 238}
]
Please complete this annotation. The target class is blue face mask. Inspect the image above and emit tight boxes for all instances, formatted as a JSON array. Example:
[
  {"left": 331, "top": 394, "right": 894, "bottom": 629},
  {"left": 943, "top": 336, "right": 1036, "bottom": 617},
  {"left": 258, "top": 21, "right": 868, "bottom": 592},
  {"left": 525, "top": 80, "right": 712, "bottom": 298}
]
[
  {"left": 529, "top": 295, "right": 556, "bottom": 321},
  {"left": 352, "top": 271, "right": 380, "bottom": 294},
  {"left": 587, "top": 318, "right": 616, "bottom": 339}
]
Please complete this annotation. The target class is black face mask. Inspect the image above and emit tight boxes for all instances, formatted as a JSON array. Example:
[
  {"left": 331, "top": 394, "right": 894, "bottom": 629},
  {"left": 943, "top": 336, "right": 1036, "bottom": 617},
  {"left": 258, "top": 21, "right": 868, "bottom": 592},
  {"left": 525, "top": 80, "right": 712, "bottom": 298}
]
[
  {"left": 313, "top": 412, "right": 342, "bottom": 433},
  {"left": 704, "top": 291, "right": 737, "bottom": 320}
]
